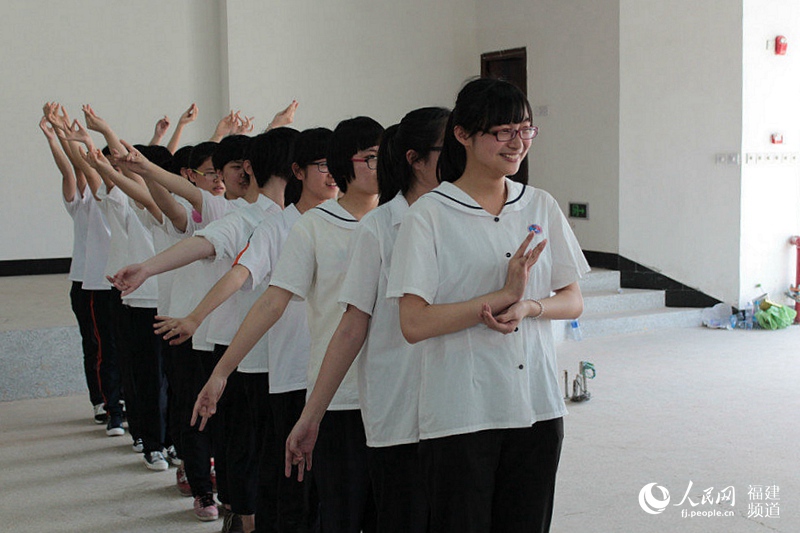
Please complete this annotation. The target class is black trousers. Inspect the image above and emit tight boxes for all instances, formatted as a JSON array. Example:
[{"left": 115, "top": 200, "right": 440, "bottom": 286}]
[
  {"left": 313, "top": 410, "right": 376, "bottom": 533},
  {"left": 116, "top": 304, "right": 166, "bottom": 453},
  {"left": 367, "top": 443, "right": 429, "bottom": 533},
  {"left": 169, "top": 341, "right": 218, "bottom": 496},
  {"left": 94, "top": 288, "right": 123, "bottom": 418},
  {"left": 418, "top": 418, "right": 564, "bottom": 533},
  {"left": 69, "top": 282, "right": 103, "bottom": 407}
]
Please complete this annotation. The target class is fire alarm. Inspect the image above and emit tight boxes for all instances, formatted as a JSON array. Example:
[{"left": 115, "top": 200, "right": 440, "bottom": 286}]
[
  {"left": 771, "top": 133, "right": 784, "bottom": 144},
  {"left": 776, "top": 35, "right": 788, "bottom": 55}
]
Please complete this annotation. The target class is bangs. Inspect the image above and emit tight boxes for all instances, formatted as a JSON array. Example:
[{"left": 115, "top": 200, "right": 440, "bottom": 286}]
[{"left": 477, "top": 83, "right": 532, "bottom": 131}]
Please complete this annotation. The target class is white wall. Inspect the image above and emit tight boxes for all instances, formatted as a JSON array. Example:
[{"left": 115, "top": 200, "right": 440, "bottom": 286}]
[
  {"left": 740, "top": 0, "right": 800, "bottom": 307},
  {"left": 474, "top": 0, "right": 621, "bottom": 254},
  {"left": 619, "top": 0, "right": 744, "bottom": 304},
  {"left": 222, "top": 0, "right": 477, "bottom": 132},
  {"left": 2, "top": 1, "right": 224, "bottom": 261}
]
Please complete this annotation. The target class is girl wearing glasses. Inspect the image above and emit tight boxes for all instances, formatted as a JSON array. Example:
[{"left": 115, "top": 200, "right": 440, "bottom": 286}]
[
  {"left": 286, "top": 107, "right": 450, "bottom": 532},
  {"left": 387, "top": 78, "right": 589, "bottom": 532}
]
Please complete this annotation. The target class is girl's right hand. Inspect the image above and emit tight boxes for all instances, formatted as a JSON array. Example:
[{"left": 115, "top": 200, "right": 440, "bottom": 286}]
[{"left": 191, "top": 375, "right": 227, "bottom": 431}]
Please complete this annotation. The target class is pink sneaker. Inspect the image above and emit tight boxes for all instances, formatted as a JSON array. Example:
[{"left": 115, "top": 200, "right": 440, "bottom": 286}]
[
  {"left": 176, "top": 463, "right": 192, "bottom": 497},
  {"left": 193, "top": 493, "right": 218, "bottom": 521}
]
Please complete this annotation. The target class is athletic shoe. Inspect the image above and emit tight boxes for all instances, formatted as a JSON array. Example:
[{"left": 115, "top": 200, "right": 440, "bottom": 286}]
[
  {"left": 143, "top": 450, "right": 169, "bottom": 471},
  {"left": 106, "top": 414, "right": 125, "bottom": 437},
  {"left": 164, "top": 445, "right": 181, "bottom": 467},
  {"left": 132, "top": 438, "right": 144, "bottom": 453},
  {"left": 93, "top": 403, "right": 107, "bottom": 424},
  {"left": 221, "top": 510, "right": 244, "bottom": 533},
  {"left": 176, "top": 463, "right": 192, "bottom": 497},
  {"left": 193, "top": 493, "right": 219, "bottom": 521}
]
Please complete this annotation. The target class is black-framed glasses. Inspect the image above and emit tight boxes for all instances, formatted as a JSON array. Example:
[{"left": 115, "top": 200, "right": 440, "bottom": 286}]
[
  {"left": 192, "top": 168, "right": 218, "bottom": 177},
  {"left": 486, "top": 126, "right": 539, "bottom": 142},
  {"left": 351, "top": 155, "right": 378, "bottom": 170},
  {"left": 308, "top": 160, "right": 329, "bottom": 173}
]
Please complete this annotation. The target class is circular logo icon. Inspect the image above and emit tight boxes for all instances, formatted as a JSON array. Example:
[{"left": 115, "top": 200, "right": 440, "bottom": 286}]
[{"left": 639, "top": 483, "right": 670, "bottom": 514}]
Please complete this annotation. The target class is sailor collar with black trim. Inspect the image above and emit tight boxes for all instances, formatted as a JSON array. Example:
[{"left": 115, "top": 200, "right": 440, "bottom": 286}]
[
  {"left": 311, "top": 198, "right": 360, "bottom": 229},
  {"left": 427, "top": 178, "right": 530, "bottom": 216}
]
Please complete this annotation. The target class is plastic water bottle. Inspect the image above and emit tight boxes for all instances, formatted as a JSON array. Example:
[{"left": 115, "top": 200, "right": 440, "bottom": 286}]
[
  {"left": 744, "top": 301, "right": 754, "bottom": 330},
  {"left": 570, "top": 320, "right": 583, "bottom": 341}
]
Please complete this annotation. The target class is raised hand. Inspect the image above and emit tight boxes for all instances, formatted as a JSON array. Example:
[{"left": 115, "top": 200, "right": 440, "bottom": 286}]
[
  {"left": 153, "top": 315, "right": 198, "bottom": 346},
  {"left": 190, "top": 375, "right": 227, "bottom": 431},
  {"left": 112, "top": 139, "right": 152, "bottom": 175},
  {"left": 56, "top": 119, "right": 94, "bottom": 149},
  {"left": 503, "top": 233, "right": 547, "bottom": 301},
  {"left": 234, "top": 113, "right": 255, "bottom": 134},
  {"left": 178, "top": 103, "right": 198, "bottom": 126},
  {"left": 211, "top": 110, "right": 237, "bottom": 141},
  {"left": 82, "top": 104, "right": 110, "bottom": 133},
  {"left": 154, "top": 115, "right": 170, "bottom": 138},
  {"left": 285, "top": 416, "right": 319, "bottom": 482},
  {"left": 82, "top": 147, "right": 114, "bottom": 172},
  {"left": 39, "top": 116, "right": 57, "bottom": 141},
  {"left": 268, "top": 100, "right": 298, "bottom": 130}
]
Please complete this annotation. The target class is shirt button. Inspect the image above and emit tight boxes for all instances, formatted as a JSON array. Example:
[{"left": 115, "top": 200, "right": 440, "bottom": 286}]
[
  {"left": 505, "top": 252, "right": 511, "bottom": 258},
  {"left": 518, "top": 364, "right": 524, "bottom": 370},
  {"left": 494, "top": 217, "right": 500, "bottom": 222},
  {"left": 514, "top": 327, "right": 519, "bottom": 332}
]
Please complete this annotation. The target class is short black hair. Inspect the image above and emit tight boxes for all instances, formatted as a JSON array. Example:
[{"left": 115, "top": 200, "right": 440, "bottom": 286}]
[
  {"left": 212, "top": 135, "right": 250, "bottom": 171},
  {"left": 327, "top": 116, "right": 383, "bottom": 193},
  {"left": 377, "top": 107, "right": 449, "bottom": 204},
  {"left": 293, "top": 127, "right": 333, "bottom": 169},
  {"left": 245, "top": 127, "right": 299, "bottom": 189},
  {"left": 167, "top": 144, "right": 194, "bottom": 175},
  {"left": 136, "top": 144, "right": 173, "bottom": 170},
  {"left": 188, "top": 141, "right": 218, "bottom": 171},
  {"left": 438, "top": 78, "right": 532, "bottom": 183}
]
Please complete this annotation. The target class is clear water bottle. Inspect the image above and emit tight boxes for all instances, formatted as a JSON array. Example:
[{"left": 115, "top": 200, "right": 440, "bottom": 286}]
[
  {"left": 569, "top": 320, "right": 583, "bottom": 341},
  {"left": 744, "top": 301, "right": 754, "bottom": 330}
]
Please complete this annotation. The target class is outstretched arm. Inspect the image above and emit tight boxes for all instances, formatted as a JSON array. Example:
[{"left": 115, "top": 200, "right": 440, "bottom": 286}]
[
  {"left": 83, "top": 148, "right": 162, "bottom": 221},
  {"left": 191, "top": 285, "right": 293, "bottom": 430},
  {"left": 166, "top": 103, "right": 197, "bottom": 154},
  {"left": 399, "top": 233, "right": 547, "bottom": 343},
  {"left": 144, "top": 178, "right": 188, "bottom": 233},
  {"left": 153, "top": 263, "right": 250, "bottom": 345},
  {"left": 285, "top": 305, "right": 369, "bottom": 480},
  {"left": 39, "top": 114, "right": 77, "bottom": 202},
  {"left": 108, "top": 235, "right": 215, "bottom": 296},
  {"left": 114, "top": 140, "right": 203, "bottom": 212},
  {"left": 83, "top": 104, "right": 126, "bottom": 157}
]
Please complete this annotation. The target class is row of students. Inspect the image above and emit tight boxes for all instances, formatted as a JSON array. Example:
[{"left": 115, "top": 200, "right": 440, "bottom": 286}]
[{"left": 40, "top": 100, "right": 299, "bottom": 527}]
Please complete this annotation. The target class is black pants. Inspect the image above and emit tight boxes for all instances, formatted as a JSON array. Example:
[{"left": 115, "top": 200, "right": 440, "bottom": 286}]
[
  {"left": 419, "top": 418, "right": 564, "bottom": 533},
  {"left": 314, "top": 410, "right": 376, "bottom": 533},
  {"left": 367, "top": 443, "right": 429, "bottom": 533},
  {"left": 69, "top": 282, "right": 103, "bottom": 407},
  {"left": 169, "top": 341, "right": 218, "bottom": 496},
  {"left": 93, "top": 288, "right": 123, "bottom": 418},
  {"left": 226, "top": 370, "right": 259, "bottom": 516},
  {"left": 116, "top": 304, "right": 166, "bottom": 453}
]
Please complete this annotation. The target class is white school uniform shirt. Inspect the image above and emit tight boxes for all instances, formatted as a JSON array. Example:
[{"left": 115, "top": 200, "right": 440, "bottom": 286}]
[
  {"left": 96, "top": 184, "right": 158, "bottom": 304},
  {"left": 195, "top": 195, "right": 280, "bottom": 347},
  {"left": 387, "top": 179, "right": 590, "bottom": 440},
  {"left": 339, "top": 193, "right": 422, "bottom": 447},
  {"left": 63, "top": 185, "right": 90, "bottom": 283},
  {"left": 170, "top": 189, "right": 244, "bottom": 352},
  {"left": 81, "top": 194, "right": 111, "bottom": 291},
  {"left": 147, "top": 195, "right": 193, "bottom": 315},
  {"left": 237, "top": 204, "right": 310, "bottom": 392},
  {"left": 270, "top": 198, "right": 363, "bottom": 410}
]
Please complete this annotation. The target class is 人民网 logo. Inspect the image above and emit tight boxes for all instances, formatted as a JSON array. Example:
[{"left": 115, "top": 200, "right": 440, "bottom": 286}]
[{"left": 639, "top": 483, "right": 671, "bottom": 515}]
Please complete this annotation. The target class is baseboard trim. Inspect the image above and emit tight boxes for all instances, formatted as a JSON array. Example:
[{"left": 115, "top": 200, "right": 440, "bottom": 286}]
[
  {"left": 0, "top": 258, "right": 71, "bottom": 277},
  {"left": 583, "top": 251, "right": 720, "bottom": 308}
]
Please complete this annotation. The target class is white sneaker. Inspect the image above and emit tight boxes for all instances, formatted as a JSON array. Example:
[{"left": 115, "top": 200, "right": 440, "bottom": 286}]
[
  {"left": 132, "top": 438, "right": 144, "bottom": 453},
  {"left": 93, "top": 404, "right": 107, "bottom": 424},
  {"left": 143, "top": 451, "right": 169, "bottom": 471},
  {"left": 164, "top": 445, "right": 181, "bottom": 467}
]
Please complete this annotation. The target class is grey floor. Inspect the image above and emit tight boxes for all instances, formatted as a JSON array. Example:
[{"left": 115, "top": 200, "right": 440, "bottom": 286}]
[{"left": 1, "top": 275, "right": 798, "bottom": 532}]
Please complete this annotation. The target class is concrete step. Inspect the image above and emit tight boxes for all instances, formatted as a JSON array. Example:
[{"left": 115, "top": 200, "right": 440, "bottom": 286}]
[
  {"left": 578, "top": 268, "right": 620, "bottom": 293},
  {"left": 583, "top": 288, "right": 665, "bottom": 314}
]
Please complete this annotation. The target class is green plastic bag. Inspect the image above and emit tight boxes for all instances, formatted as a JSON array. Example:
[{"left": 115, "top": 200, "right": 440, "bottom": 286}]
[{"left": 755, "top": 305, "right": 797, "bottom": 330}]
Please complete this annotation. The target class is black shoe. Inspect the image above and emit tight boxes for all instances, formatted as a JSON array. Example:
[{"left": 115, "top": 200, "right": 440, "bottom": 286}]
[{"left": 106, "top": 413, "right": 125, "bottom": 437}]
